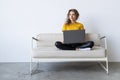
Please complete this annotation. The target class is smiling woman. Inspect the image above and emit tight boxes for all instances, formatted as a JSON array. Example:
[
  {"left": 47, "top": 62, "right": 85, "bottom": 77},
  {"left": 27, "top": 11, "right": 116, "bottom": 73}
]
[
  {"left": 55, "top": 9, "right": 94, "bottom": 50},
  {"left": 62, "top": 9, "right": 84, "bottom": 31}
]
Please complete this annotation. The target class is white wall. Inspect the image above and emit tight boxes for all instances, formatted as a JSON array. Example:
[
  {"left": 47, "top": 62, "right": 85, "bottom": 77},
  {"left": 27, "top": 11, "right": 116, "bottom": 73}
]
[{"left": 0, "top": 0, "right": 120, "bottom": 62}]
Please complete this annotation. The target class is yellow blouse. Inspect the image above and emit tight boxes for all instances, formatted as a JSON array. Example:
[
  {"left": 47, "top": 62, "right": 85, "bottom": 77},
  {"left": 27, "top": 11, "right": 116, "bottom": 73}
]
[{"left": 62, "top": 22, "right": 84, "bottom": 31}]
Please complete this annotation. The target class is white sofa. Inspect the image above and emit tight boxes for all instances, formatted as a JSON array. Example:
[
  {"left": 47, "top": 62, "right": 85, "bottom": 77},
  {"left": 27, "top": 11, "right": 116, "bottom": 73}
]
[{"left": 31, "top": 33, "right": 108, "bottom": 74}]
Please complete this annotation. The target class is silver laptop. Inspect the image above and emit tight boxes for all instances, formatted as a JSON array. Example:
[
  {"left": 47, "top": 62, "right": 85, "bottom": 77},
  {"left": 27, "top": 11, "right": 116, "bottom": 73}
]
[{"left": 63, "top": 30, "right": 85, "bottom": 44}]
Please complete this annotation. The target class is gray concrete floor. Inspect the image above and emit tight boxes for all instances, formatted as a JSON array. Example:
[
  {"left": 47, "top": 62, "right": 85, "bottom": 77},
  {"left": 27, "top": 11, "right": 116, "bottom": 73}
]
[{"left": 0, "top": 62, "right": 120, "bottom": 80}]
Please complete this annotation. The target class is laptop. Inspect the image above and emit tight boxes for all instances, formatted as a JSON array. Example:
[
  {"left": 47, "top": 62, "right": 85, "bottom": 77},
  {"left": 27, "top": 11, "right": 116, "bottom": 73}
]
[{"left": 63, "top": 30, "right": 85, "bottom": 44}]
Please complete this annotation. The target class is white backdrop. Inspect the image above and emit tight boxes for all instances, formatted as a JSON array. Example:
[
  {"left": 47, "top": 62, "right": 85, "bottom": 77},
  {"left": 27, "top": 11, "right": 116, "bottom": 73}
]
[{"left": 0, "top": 0, "right": 120, "bottom": 62}]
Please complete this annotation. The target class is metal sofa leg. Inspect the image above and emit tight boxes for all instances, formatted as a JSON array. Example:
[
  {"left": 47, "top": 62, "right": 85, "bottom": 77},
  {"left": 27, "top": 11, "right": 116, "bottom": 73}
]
[
  {"left": 30, "top": 59, "right": 40, "bottom": 75},
  {"left": 30, "top": 58, "right": 32, "bottom": 75},
  {"left": 106, "top": 59, "right": 109, "bottom": 74},
  {"left": 98, "top": 59, "right": 109, "bottom": 74}
]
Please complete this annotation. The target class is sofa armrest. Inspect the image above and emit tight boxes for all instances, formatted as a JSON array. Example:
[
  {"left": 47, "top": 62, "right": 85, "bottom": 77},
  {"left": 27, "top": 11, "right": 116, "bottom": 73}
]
[
  {"left": 100, "top": 36, "right": 107, "bottom": 57},
  {"left": 31, "top": 37, "right": 39, "bottom": 49},
  {"left": 100, "top": 36, "right": 106, "bottom": 40},
  {"left": 32, "top": 37, "right": 39, "bottom": 41},
  {"left": 100, "top": 36, "right": 107, "bottom": 49}
]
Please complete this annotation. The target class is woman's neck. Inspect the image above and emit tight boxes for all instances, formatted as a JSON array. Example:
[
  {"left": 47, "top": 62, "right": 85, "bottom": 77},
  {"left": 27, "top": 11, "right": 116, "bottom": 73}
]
[{"left": 71, "top": 21, "right": 76, "bottom": 23}]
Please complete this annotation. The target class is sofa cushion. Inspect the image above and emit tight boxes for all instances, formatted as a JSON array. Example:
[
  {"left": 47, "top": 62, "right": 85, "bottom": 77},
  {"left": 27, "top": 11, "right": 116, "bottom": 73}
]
[{"left": 32, "top": 46, "right": 105, "bottom": 58}]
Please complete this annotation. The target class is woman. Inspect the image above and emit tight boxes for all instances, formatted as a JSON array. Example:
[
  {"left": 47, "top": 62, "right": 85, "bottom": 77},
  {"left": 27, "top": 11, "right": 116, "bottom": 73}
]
[{"left": 55, "top": 9, "right": 94, "bottom": 50}]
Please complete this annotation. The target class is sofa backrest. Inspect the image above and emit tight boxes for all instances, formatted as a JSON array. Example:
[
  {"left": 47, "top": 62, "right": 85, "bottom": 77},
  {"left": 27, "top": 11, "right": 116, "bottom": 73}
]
[
  {"left": 36, "top": 33, "right": 100, "bottom": 47},
  {"left": 36, "top": 33, "right": 62, "bottom": 47}
]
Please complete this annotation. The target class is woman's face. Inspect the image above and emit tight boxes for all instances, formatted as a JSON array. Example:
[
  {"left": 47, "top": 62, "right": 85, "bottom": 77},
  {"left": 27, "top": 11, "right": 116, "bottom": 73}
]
[{"left": 69, "top": 11, "right": 77, "bottom": 22}]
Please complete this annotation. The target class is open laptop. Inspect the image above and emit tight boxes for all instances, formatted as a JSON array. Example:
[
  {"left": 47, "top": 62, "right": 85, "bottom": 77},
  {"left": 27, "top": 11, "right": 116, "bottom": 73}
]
[{"left": 63, "top": 30, "right": 85, "bottom": 44}]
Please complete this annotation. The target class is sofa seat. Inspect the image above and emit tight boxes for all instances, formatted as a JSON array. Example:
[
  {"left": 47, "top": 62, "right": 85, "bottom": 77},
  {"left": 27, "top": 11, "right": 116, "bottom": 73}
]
[{"left": 32, "top": 46, "right": 105, "bottom": 58}]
